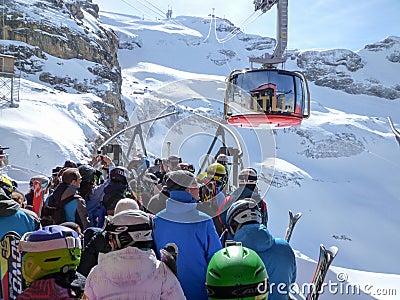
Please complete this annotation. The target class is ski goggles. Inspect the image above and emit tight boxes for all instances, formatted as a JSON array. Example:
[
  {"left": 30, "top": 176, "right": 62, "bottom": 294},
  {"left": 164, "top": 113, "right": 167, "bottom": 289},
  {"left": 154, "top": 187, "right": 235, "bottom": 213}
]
[{"left": 19, "top": 232, "right": 81, "bottom": 253}]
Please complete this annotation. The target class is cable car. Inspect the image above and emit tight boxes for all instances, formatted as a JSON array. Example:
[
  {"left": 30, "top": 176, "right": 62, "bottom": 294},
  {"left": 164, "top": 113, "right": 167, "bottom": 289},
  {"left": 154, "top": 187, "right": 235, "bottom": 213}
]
[
  {"left": 223, "top": 0, "right": 311, "bottom": 128},
  {"left": 224, "top": 68, "right": 310, "bottom": 128}
]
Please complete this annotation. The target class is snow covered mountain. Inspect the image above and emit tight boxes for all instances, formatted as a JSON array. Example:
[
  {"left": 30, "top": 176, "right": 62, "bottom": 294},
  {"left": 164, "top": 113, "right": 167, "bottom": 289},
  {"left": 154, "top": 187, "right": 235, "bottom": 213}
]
[
  {"left": 0, "top": 0, "right": 127, "bottom": 134},
  {"left": 1, "top": 2, "right": 400, "bottom": 299}
]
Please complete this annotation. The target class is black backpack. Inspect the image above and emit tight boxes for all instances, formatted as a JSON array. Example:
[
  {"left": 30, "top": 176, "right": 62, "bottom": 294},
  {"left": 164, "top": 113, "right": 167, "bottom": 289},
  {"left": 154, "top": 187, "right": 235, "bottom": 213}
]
[{"left": 41, "top": 194, "right": 77, "bottom": 226}]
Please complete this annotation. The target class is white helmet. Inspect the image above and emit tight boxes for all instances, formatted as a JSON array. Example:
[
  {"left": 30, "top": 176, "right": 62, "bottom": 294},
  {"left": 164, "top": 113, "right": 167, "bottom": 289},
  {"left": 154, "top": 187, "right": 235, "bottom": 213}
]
[
  {"left": 105, "top": 209, "right": 154, "bottom": 250},
  {"left": 238, "top": 168, "right": 258, "bottom": 185},
  {"left": 114, "top": 198, "right": 140, "bottom": 214},
  {"left": 226, "top": 198, "right": 262, "bottom": 235},
  {"left": 216, "top": 153, "right": 228, "bottom": 165}
]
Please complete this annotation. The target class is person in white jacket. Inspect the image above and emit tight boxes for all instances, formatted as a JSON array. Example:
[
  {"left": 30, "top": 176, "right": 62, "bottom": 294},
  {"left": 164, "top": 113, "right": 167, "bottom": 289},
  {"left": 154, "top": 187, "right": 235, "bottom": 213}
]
[{"left": 83, "top": 209, "right": 186, "bottom": 299}]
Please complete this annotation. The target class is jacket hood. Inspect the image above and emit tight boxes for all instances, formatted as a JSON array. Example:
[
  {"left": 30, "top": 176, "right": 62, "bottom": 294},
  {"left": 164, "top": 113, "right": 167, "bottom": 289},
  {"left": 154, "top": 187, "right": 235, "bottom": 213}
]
[
  {"left": 96, "top": 247, "right": 160, "bottom": 284},
  {"left": 0, "top": 199, "right": 20, "bottom": 217},
  {"left": 161, "top": 198, "right": 210, "bottom": 223},
  {"left": 234, "top": 223, "right": 274, "bottom": 252},
  {"left": 169, "top": 190, "right": 196, "bottom": 203},
  {"left": 52, "top": 182, "right": 69, "bottom": 200},
  {"left": 166, "top": 198, "right": 197, "bottom": 214}
]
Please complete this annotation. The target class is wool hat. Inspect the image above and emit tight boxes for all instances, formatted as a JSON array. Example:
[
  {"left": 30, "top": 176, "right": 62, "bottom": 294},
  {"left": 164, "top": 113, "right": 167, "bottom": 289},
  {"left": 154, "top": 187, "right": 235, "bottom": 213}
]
[{"left": 165, "top": 170, "right": 195, "bottom": 191}]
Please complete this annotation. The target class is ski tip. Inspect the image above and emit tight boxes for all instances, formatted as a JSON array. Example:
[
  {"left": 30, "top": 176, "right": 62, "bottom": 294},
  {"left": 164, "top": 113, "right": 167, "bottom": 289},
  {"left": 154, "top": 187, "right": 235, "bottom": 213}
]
[
  {"left": 320, "top": 244, "right": 339, "bottom": 257},
  {"left": 289, "top": 210, "right": 302, "bottom": 219},
  {"left": 328, "top": 246, "right": 339, "bottom": 257}
]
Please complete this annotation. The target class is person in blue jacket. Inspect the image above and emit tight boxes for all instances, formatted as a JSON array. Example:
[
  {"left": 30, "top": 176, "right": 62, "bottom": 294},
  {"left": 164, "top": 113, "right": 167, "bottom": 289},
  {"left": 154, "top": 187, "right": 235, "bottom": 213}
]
[
  {"left": 0, "top": 175, "right": 39, "bottom": 240},
  {"left": 226, "top": 198, "right": 297, "bottom": 300},
  {"left": 153, "top": 170, "right": 222, "bottom": 300}
]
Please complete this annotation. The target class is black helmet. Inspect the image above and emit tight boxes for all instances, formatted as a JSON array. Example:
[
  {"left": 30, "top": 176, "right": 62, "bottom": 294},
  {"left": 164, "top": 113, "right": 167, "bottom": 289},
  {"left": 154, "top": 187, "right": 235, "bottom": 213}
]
[
  {"left": 78, "top": 164, "right": 95, "bottom": 184},
  {"left": 110, "top": 166, "right": 128, "bottom": 184},
  {"left": 63, "top": 160, "right": 77, "bottom": 168},
  {"left": 226, "top": 198, "right": 263, "bottom": 236},
  {"left": 178, "top": 162, "right": 195, "bottom": 173}
]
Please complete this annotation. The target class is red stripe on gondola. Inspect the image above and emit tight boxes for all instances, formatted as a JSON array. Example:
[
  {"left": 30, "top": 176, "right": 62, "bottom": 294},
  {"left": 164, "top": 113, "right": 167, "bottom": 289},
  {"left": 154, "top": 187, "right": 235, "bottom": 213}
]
[{"left": 227, "top": 114, "right": 302, "bottom": 128}]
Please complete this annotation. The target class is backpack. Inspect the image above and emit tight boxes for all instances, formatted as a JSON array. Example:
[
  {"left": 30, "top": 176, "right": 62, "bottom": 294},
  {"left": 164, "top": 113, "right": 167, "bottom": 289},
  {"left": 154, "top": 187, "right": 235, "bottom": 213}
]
[
  {"left": 40, "top": 194, "right": 77, "bottom": 227},
  {"left": 86, "top": 197, "right": 106, "bottom": 228},
  {"left": 199, "top": 178, "right": 217, "bottom": 202}
]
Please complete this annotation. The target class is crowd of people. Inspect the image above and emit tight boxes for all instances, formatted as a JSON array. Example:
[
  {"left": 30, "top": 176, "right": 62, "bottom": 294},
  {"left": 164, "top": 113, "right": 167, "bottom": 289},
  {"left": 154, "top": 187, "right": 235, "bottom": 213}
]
[{"left": 0, "top": 151, "right": 296, "bottom": 300}]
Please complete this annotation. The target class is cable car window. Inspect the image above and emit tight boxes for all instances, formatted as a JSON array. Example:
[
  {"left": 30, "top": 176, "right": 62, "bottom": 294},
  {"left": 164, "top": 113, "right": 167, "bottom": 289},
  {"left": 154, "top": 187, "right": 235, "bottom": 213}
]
[
  {"left": 294, "top": 76, "right": 304, "bottom": 116},
  {"left": 228, "top": 70, "right": 297, "bottom": 114}
]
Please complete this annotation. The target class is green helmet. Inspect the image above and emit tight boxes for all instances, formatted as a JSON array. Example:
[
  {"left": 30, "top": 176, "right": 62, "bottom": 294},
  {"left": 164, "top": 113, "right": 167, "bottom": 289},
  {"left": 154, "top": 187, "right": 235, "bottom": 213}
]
[
  {"left": 206, "top": 244, "right": 269, "bottom": 300},
  {"left": 19, "top": 225, "right": 82, "bottom": 285}
]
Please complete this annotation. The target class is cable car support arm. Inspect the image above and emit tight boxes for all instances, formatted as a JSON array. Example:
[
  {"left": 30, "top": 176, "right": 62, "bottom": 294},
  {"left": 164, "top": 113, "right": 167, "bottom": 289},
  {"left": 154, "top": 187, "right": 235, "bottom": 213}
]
[
  {"left": 251, "top": 0, "right": 288, "bottom": 66},
  {"left": 97, "top": 111, "right": 179, "bottom": 155}
]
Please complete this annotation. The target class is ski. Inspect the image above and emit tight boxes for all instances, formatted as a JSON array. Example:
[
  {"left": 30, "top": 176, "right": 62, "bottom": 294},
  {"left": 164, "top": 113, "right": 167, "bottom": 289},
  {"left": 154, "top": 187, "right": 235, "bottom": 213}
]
[
  {"left": 32, "top": 180, "right": 43, "bottom": 217},
  {"left": 388, "top": 116, "right": 400, "bottom": 146},
  {"left": 306, "top": 244, "right": 338, "bottom": 300},
  {"left": 284, "top": 210, "right": 302, "bottom": 242},
  {"left": 0, "top": 232, "right": 26, "bottom": 300},
  {"left": 219, "top": 228, "right": 229, "bottom": 246}
]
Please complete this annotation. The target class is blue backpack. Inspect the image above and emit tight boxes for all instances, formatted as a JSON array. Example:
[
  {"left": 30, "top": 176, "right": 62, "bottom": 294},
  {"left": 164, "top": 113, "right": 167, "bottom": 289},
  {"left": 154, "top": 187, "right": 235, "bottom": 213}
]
[{"left": 85, "top": 186, "right": 106, "bottom": 228}]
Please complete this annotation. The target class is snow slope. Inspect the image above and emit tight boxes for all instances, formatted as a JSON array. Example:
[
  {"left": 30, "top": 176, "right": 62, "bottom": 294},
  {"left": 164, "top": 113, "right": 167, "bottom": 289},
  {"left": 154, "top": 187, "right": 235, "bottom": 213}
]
[{"left": 1, "top": 9, "right": 399, "bottom": 300}]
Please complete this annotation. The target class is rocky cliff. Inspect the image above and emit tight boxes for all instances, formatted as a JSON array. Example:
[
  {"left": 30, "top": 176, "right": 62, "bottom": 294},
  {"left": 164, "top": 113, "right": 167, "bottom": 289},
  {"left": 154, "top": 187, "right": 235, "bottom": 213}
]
[
  {"left": 0, "top": 0, "right": 127, "bottom": 135},
  {"left": 297, "top": 36, "right": 400, "bottom": 100}
]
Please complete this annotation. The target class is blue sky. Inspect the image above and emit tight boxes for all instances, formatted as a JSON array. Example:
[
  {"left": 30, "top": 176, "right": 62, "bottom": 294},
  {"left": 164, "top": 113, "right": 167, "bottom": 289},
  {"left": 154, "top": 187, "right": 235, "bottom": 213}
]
[{"left": 93, "top": 0, "right": 400, "bottom": 51}]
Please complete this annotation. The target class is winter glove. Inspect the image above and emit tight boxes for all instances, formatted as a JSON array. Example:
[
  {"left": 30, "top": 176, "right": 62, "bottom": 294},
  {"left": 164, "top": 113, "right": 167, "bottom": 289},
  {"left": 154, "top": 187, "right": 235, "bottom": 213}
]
[{"left": 160, "top": 242, "right": 178, "bottom": 276}]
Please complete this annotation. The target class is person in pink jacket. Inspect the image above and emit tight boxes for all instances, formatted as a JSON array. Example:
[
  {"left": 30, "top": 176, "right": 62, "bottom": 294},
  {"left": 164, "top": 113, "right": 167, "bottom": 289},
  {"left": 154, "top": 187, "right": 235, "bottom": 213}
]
[{"left": 83, "top": 209, "right": 186, "bottom": 299}]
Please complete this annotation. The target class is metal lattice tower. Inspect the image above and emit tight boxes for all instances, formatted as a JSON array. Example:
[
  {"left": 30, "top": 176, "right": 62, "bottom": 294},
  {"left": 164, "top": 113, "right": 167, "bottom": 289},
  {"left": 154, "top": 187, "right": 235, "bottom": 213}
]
[{"left": 0, "top": 54, "right": 20, "bottom": 107}]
